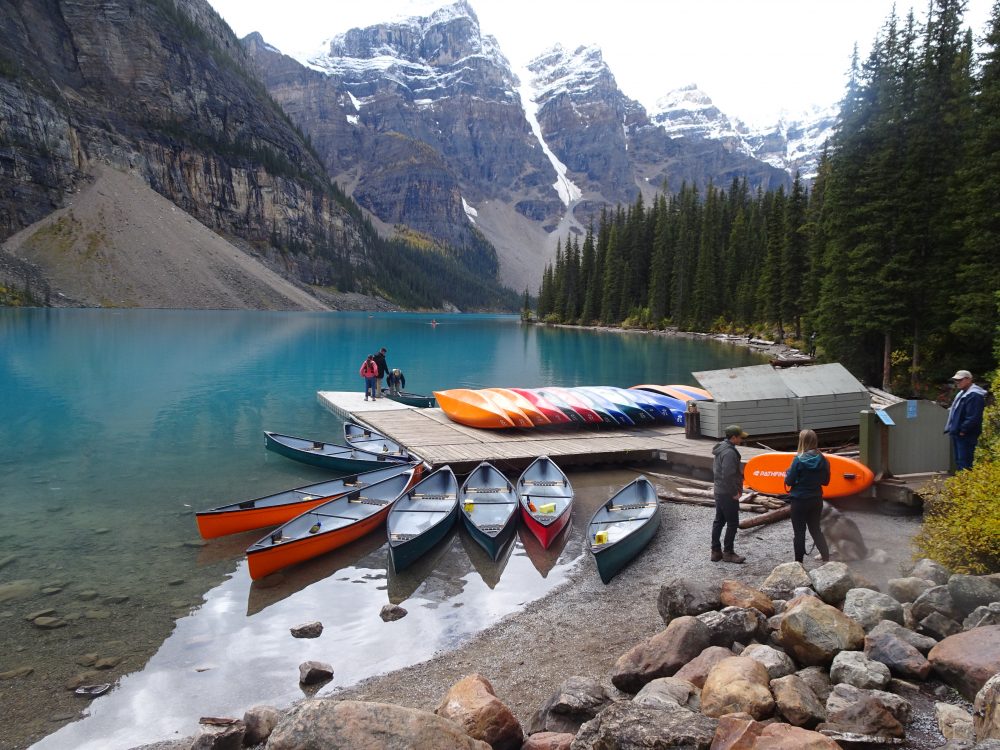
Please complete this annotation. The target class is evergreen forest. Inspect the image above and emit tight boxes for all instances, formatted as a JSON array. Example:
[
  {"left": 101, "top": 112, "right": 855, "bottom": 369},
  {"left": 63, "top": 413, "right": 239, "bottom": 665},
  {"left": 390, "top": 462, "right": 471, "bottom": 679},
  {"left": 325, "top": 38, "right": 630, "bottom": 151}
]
[{"left": 534, "top": 0, "right": 1000, "bottom": 392}]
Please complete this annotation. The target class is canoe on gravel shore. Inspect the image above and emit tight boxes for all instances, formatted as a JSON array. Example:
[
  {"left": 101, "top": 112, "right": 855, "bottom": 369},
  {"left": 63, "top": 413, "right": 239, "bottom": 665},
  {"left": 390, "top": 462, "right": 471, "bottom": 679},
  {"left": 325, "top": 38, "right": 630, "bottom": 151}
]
[
  {"left": 516, "top": 456, "right": 574, "bottom": 549},
  {"left": 387, "top": 466, "right": 460, "bottom": 572},
  {"left": 588, "top": 476, "right": 661, "bottom": 584},
  {"left": 459, "top": 461, "right": 519, "bottom": 561}
]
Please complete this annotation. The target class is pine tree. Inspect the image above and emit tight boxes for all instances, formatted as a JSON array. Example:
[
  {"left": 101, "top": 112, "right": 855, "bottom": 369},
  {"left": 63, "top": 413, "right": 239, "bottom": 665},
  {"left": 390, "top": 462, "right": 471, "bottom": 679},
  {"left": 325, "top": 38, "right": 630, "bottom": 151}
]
[{"left": 781, "top": 174, "right": 809, "bottom": 340}]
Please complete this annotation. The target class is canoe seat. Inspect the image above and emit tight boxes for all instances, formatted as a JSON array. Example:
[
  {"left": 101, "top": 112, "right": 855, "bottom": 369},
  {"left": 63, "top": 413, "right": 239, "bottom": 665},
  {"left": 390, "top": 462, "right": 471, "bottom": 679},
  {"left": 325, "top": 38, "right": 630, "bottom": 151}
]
[
  {"left": 348, "top": 496, "right": 389, "bottom": 505},
  {"left": 613, "top": 503, "right": 658, "bottom": 511},
  {"left": 523, "top": 480, "right": 567, "bottom": 487},
  {"left": 478, "top": 524, "right": 504, "bottom": 532},
  {"left": 389, "top": 533, "right": 415, "bottom": 541},
  {"left": 238, "top": 500, "right": 256, "bottom": 509},
  {"left": 412, "top": 493, "right": 456, "bottom": 500},
  {"left": 465, "top": 487, "right": 506, "bottom": 494}
]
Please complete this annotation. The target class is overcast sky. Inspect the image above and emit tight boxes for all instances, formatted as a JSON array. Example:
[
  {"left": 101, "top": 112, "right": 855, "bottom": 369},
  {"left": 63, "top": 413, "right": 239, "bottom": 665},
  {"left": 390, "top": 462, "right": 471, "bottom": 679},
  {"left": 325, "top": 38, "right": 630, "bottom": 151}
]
[{"left": 209, "top": 0, "right": 995, "bottom": 126}]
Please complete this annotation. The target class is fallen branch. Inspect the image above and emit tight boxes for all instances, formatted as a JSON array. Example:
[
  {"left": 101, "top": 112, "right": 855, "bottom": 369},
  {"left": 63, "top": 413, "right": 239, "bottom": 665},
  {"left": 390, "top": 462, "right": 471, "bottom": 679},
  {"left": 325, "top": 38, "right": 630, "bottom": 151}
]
[{"left": 739, "top": 505, "right": 792, "bottom": 529}]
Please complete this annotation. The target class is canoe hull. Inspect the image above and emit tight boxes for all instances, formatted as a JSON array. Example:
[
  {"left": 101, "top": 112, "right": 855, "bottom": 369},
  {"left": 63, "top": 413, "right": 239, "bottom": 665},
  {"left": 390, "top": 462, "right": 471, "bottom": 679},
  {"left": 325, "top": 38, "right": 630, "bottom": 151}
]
[
  {"left": 388, "top": 467, "right": 460, "bottom": 571},
  {"left": 744, "top": 453, "right": 875, "bottom": 498},
  {"left": 589, "top": 477, "right": 661, "bottom": 583},
  {"left": 196, "top": 463, "right": 415, "bottom": 539},
  {"left": 464, "top": 513, "right": 518, "bottom": 560},
  {"left": 460, "top": 461, "right": 519, "bottom": 560},
  {"left": 516, "top": 456, "right": 574, "bottom": 549},
  {"left": 390, "top": 503, "right": 459, "bottom": 571},
  {"left": 247, "top": 507, "right": 390, "bottom": 580},
  {"left": 264, "top": 431, "right": 407, "bottom": 473},
  {"left": 382, "top": 389, "right": 436, "bottom": 408},
  {"left": 434, "top": 389, "right": 515, "bottom": 429}
]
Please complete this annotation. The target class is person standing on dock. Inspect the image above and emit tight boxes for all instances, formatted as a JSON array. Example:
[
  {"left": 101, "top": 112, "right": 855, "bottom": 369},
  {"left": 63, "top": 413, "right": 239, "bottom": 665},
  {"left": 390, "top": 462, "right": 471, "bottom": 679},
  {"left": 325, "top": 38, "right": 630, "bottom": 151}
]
[
  {"left": 783, "top": 429, "right": 831, "bottom": 564},
  {"left": 373, "top": 347, "right": 388, "bottom": 398},
  {"left": 944, "top": 369, "right": 987, "bottom": 471},
  {"left": 711, "top": 424, "right": 747, "bottom": 564},
  {"left": 360, "top": 354, "right": 379, "bottom": 401}
]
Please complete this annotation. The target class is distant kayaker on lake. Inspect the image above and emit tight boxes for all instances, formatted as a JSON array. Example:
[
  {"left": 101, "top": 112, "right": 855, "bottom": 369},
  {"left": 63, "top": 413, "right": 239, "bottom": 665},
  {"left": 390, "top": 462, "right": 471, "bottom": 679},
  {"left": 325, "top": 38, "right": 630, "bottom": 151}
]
[
  {"left": 783, "top": 428, "right": 831, "bottom": 564},
  {"left": 360, "top": 354, "right": 379, "bottom": 401},
  {"left": 387, "top": 368, "right": 405, "bottom": 395},
  {"left": 373, "top": 347, "right": 388, "bottom": 398}
]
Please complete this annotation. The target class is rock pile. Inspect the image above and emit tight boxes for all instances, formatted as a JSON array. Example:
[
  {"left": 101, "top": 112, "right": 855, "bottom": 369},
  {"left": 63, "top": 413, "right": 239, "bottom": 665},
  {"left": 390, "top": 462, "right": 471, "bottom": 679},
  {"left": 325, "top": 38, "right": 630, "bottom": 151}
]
[{"left": 179, "top": 558, "right": 1000, "bottom": 750}]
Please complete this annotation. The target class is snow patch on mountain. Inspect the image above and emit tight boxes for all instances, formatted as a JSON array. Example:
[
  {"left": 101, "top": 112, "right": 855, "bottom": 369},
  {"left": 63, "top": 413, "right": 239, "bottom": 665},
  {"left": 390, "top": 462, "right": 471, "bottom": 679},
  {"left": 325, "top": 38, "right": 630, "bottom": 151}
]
[{"left": 516, "top": 64, "right": 582, "bottom": 206}]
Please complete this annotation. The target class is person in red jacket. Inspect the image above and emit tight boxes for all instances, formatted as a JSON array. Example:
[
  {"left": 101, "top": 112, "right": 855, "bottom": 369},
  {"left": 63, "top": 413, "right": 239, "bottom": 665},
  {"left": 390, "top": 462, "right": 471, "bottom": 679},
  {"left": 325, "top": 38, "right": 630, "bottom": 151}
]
[{"left": 359, "top": 354, "right": 379, "bottom": 401}]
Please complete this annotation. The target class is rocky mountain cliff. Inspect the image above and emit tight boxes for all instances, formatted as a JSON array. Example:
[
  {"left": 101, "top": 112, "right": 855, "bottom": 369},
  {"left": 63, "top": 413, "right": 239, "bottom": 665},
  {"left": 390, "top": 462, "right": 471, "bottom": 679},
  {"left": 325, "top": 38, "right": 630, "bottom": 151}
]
[
  {"left": 0, "top": 0, "right": 366, "bottom": 295},
  {"left": 246, "top": 2, "right": 797, "bottom": 288}
]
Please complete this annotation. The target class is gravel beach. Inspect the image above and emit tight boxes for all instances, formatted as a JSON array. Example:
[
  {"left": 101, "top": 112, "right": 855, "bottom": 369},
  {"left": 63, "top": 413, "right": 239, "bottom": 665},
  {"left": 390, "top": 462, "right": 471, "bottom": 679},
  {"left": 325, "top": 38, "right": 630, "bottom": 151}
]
[{"left": 328, "top": 472, "right": 923, "bottom": 729}]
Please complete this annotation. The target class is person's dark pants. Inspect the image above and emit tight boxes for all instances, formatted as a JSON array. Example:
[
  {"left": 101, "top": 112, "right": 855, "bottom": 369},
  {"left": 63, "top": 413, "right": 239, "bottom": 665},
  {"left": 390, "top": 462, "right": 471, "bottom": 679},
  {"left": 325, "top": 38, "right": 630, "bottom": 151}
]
[
  {"left": 790, "top": 497, "right": 830, "bottom": 563},
  {"left": 711, "top": 493, "right": 740, "bottom": 553},
  {"left": 952, "top": 434, "right": 978, "bottom": 471}
]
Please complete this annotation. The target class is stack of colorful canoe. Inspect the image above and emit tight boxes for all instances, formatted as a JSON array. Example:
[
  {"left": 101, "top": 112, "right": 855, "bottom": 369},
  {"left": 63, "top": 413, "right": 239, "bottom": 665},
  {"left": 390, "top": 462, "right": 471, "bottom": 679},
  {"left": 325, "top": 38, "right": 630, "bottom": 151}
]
[{"left": 433, "top": 384, "right": 710, "bottom": 430}]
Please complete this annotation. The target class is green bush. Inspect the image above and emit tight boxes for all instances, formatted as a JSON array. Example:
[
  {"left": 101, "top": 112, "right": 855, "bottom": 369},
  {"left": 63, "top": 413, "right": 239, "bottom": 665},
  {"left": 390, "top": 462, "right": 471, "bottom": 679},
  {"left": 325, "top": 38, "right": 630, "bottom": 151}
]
[{"left": 913, "top": 371, "right": 1000, "bottom": 573}]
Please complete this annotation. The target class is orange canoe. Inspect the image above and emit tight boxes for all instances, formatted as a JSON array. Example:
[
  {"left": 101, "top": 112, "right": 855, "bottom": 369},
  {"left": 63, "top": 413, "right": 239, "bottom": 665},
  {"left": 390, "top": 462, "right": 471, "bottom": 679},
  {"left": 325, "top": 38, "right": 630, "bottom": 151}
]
[
  {"left": 743, "top": 453, "right": 875, "bottom": 499},
  {"left": 245, "top": 466, "right": 421, "bottom": 580},
  {"left": 478, "top": 389, "right": 534, "bottom": 428},
  {"left": 196, "top": 462, "right": 416, "bottom": 539},
  {"left": 484, "top": 388, "right": 551, "bottom": 426},
  {"left": 434, "top": 389, "right": 517, "bottom": 429}
]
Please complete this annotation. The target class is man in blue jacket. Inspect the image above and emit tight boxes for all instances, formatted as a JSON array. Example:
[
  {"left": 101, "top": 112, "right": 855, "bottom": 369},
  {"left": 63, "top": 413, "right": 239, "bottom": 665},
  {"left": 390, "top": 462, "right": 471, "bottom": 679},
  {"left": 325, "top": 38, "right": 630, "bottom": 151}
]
[{"left": 944, "top": 369, "right": 988, "bottom": 471}]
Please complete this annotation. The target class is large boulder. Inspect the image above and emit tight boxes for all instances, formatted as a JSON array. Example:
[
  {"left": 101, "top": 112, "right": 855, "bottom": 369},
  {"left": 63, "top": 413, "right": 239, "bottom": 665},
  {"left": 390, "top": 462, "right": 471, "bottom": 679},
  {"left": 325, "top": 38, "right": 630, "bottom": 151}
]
[
  {"left": 829, "top": 650, "right": 891, "bottom": 690},
  {"left": 754, "top": 722, "right": 842, "bottom": 748},
  {"left": 708, "top": 713, "right": 763, "bottom": 750},
  {"left": 700, "top": 656, "right": 774, "bottom": 720},
  {"left": 913, "top": 585, "right": 963, "bottom": 622},
  {"left": 770, "top": 674, "right": 827, "bottom": 728},
  {"left": 633, "top": 676, "right": 700, "bottom": 711},
  {"left": 808, "top": 562, "right": 856, "bottom": 605},
  {"left": 526, "top": 676, "right": 611, "bottom": 735},
  {"left": 778, "top": 595, "right": 865, "bottom": 666},
  {"left": 761, "top": 563, "right": 813, "bottom": 600},
  {"left": 827, "top": 683, "right": 911, "bottom": 725},
  {"left": 928, "top": 626, "right": 1000, "bottom": 700},
  {"left": 673, "top": 645, "right": 735, "bottom": 688},
  {"left": 868, "top": 619, "right": 938, "bottom": 654},
  {"left": 920, "top": 611, "right": 964, "bottom": 640},
  {"left": 657, "top": 577, "right": 720, "bottom": 624},
  {"left": 975, "top": 672, "right": 1000, "bottom": 740},
  {"left": 936, "top": 702, "right": 975, "bottom": 742},
  {"left": 864, "top": 630, "right": 931, "bottom": 680},
  {"left": 523, "top": 733, "right": 574, "bottom": 750},
  {"left": 242, "top": 705, "right": 281, "bottom": 746},
  {"left": 820, "top": 684, "right": 906, "bottom": 739},
  {"left": 267, "top": 699, "right": 491, "bottom": 749},
  {"left": 910, "top": 558, "right": 951, "bottom": 585},
  {"left": 741, "top": 644, "right": 796, "bottom": 680},
  {"left": 720, "top": 580, "right": 775, "bottom": 616},
  {"left": 796, "top": 666, "right": 834, "bottom": 704},
  {"left": 948, "top": 575, "right": 1000, "bottom": 618},
  {"left": 571, "top": 701, "right": 717, "bottom": 750},
  {"left": 842, "top": 588, "right": 905, "bottom": 632},
  {"left": 696, "top": 606, "right": 767, "bottom": 647},
  {"left": 965, "top": 603, "right": 1000, "bottom": 631},
  {"left": 887, "top": 577, "right": 935, "bottom": 604},
  {"left": 435, "top": 673, "right": 522, "bottom": 750},
  {"left": 611, "top": 615, "right": 711, "bottom": 693}
]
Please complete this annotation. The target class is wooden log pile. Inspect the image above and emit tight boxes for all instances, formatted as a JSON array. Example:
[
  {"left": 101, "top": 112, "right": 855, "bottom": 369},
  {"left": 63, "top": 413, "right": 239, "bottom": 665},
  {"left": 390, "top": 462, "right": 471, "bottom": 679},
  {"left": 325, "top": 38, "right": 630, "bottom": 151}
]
[{"left": 651, "top": 474, "right": 787, "bottom": 515}]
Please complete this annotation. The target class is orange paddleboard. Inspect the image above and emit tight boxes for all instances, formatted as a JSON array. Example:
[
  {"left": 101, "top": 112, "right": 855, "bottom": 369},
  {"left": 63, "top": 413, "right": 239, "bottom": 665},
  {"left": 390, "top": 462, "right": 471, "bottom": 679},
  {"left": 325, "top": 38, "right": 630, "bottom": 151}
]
[{"left": 744, "top": 453, "right": 875, "bottom": 499}]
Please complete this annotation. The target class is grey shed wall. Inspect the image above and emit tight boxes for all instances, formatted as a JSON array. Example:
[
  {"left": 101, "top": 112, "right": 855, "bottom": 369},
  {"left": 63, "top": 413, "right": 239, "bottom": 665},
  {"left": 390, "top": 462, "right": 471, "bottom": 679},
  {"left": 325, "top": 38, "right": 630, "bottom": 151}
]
[
  {"left": 778, "top": 363, "right": 871, "bottom": 430},
  {"left": 693, "top": 365, "right": 798, "bottom": 438}
]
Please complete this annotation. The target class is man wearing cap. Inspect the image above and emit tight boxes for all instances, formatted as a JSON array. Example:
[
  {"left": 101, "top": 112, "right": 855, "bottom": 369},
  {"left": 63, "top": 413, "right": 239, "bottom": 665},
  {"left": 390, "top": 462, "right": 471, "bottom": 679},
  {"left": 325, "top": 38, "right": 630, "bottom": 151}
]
[
  {"left": 944, "top": 370, "right": 987, "bottom": 471},
  {"left": 711, "top": 424, "right": 747, "bottom": 563}
]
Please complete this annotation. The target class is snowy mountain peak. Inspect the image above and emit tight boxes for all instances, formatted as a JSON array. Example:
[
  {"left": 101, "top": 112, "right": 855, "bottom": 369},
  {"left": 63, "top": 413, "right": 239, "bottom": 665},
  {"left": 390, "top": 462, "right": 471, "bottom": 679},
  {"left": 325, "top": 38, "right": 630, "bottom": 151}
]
[{"left": 649, "top": 84, "right": 741, "bottom": 142}]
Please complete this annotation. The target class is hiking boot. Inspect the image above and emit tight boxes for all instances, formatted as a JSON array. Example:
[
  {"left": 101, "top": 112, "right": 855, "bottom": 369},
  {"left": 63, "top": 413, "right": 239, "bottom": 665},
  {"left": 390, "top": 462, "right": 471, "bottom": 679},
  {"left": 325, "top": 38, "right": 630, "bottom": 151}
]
[
  {"left": 711, "top": 548, "right": 723, "bottom": 562},
  {"left": 722, "top": 551, "right": 746, "bottom": 564}
]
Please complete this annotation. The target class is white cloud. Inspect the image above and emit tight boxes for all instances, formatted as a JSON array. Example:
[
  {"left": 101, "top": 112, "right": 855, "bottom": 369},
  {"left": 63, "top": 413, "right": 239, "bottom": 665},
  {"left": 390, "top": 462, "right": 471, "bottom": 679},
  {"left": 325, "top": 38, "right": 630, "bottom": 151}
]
[{"left": 210, "top": 0, "right": 995, "bottom": 126}]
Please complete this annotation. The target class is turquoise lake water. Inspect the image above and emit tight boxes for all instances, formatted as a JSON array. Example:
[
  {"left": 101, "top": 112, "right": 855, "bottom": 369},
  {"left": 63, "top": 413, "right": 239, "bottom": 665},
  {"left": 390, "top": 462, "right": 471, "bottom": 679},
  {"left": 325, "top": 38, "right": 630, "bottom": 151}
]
[{"left": 0, "top": 309, "right": 762, "bottom": 749}]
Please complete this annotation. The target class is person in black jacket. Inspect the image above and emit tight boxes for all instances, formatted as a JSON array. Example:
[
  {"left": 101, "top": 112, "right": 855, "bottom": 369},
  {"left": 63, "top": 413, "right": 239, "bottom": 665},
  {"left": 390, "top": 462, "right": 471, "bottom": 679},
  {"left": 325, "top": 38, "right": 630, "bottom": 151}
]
[
  {"left": 386, "top": 367, "right": 405, "bottom": 395},
  {"left": 711, "top": 424, "right": 747, "bottom": 563},
  {"left": 784, "top": 429, "right": 831, "bottom": 564},
  {"left": 372, "top": 347, "right": 387, "bottom": 398}
]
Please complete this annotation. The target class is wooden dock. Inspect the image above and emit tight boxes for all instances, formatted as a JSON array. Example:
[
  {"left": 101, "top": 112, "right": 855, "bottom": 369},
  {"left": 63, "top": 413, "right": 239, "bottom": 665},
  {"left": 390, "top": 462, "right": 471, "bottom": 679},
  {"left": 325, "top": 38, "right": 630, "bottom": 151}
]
[{"left": 317, "top": 391, "right": 772, "bottom": 475}]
